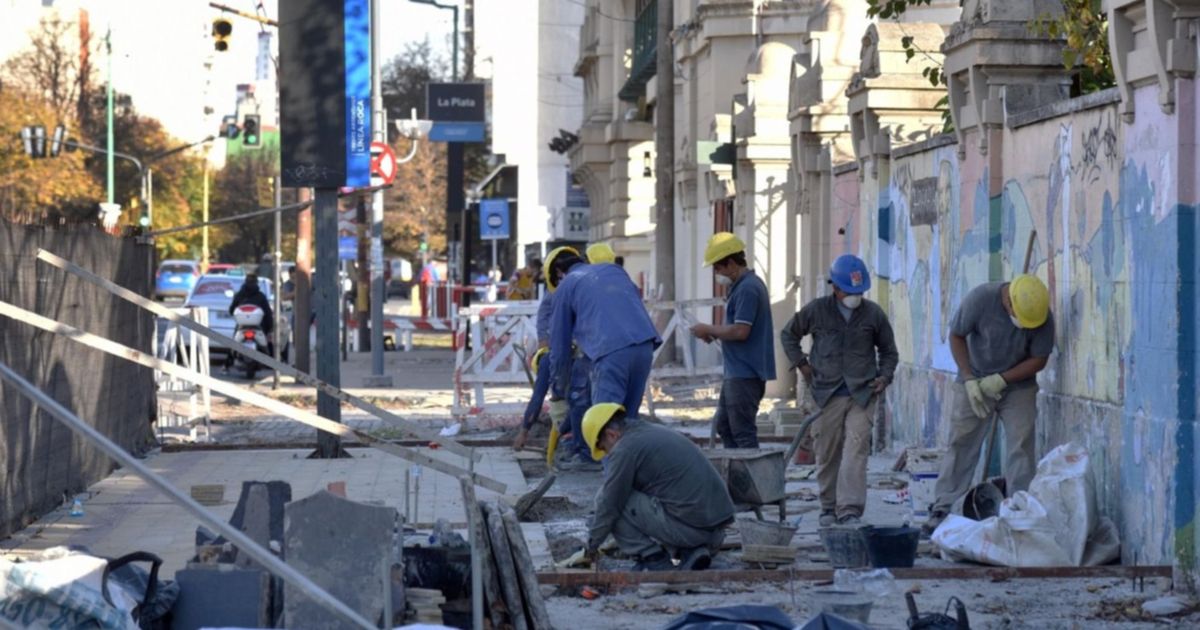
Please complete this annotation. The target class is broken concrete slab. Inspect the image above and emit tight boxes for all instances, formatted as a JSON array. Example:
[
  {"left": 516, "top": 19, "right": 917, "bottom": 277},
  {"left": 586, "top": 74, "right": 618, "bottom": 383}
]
[{"left": 283, "top": 490, "right": 398, "bottom": 629}]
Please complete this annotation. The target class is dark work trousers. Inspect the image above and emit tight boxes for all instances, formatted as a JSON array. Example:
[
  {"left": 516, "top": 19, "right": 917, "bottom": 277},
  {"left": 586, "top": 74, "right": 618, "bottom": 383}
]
[{"left": 714, "top": 377, "right": 766, "bottom": 448}]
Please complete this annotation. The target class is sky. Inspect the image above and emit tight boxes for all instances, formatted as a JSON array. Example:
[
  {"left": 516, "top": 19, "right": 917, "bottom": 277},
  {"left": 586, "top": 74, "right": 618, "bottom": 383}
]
[{"left": 0, "top": 0, "right": 456, "bottom": 142}]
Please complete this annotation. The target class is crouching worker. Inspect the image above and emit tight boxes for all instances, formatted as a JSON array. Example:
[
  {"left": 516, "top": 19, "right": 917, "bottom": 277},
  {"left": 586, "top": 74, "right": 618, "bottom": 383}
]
[{"left": 582, "top": 403, "right": 735, "bottom": 571}]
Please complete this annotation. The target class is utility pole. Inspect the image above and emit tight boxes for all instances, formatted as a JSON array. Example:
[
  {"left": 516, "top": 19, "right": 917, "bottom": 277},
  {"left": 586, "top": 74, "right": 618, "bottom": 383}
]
[
  {"left": 201, "top": 164, "right": 210, "bottom": 271},
  {"left": 295, "top": 188, "right": 313, "bottom": 374},
  {"left": 273, "top": 176, "right": 282, "bottom": 390},
  {"left": 367, "top": 0, "right": 392, "bottom": 386},
  {"left": 356, "top": 194, "right": 371, "bottom": 353},
  {"left": 654, "top": 0, "right": 675, "bottom": 304},
  {"left": 315, "top": 187, "right": 344, "bottom": 458},
  {"left": 105, "top": 26, "right": 114, "bottom": 205}
]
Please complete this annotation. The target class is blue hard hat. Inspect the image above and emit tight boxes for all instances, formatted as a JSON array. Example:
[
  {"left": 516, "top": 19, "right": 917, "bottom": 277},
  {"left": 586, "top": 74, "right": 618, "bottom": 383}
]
[{"left": 830, "top": 254, "right": 870, "bottom": 294}]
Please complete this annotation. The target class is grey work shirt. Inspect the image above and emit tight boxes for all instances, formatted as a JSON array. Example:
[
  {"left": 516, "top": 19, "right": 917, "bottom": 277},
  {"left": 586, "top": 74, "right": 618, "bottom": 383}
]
[
  {"left": 780, "top": 295, "right": 899, "bottom": 408},
  {"left": 950, "top": 282, "right": 1055, "bottom": 387},
  {"left": 588, "top": 420, "right": 735, "bottom": 550}
]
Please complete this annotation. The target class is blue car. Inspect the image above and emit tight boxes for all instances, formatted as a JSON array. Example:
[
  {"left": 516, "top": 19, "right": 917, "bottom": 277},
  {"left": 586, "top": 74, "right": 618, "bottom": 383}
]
[{"left": 156, "top": 259, "right": 200, "bottom": 300}]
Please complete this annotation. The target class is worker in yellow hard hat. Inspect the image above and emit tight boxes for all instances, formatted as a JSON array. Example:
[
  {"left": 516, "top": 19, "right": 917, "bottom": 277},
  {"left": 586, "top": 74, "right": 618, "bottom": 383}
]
[
  {"left": 506, "top": 256, "right": 541, "bottom": 300},
  {"left": 922, "top": 273, "right": 1055, "bottom": 537},
  {"left": 689, "top": 232, "right": 776, "bottom": 449},
  {"left": 586, "top": 242, "right": 616, "bottom": 265},
  {"left": 580, "top": 403, "right": 735, "bottom": 572}
]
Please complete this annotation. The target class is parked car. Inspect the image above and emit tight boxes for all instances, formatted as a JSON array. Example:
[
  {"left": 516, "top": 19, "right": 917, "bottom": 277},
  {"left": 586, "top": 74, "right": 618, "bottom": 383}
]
[
  {"left": 206, "top": 263, "right": 246, "bottom": 276},
  {"left": 155, "top": 260, "right": 200, "bottom": 300},
  {"left": 182, "top": 275, "right": 292, "bottom": 361}
]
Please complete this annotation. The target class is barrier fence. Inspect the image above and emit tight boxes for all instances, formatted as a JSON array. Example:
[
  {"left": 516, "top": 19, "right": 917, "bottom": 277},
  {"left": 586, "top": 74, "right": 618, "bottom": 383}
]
[
  {"left": 451, "top": 298, "right": 724, "bottom": 424},
  {"left": 153, "top": 307, "right": 212, "bottom": 441}
]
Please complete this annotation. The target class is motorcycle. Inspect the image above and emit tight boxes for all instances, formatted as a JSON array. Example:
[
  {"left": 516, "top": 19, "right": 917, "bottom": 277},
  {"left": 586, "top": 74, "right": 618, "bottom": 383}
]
[{"left": 232, "top": 305, "right": 269, "bottom": 380}]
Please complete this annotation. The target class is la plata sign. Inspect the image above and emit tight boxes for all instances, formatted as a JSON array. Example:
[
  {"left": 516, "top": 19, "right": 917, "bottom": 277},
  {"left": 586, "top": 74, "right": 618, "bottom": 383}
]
[{"left": 427, "top": 83, "right": 486, "bottom": 122}]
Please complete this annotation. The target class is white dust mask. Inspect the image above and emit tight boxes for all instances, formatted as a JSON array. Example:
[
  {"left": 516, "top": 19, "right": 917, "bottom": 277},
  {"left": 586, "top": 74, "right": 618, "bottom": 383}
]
[{"left": 841, "top": 295, "right": 863, "bottom": 309}]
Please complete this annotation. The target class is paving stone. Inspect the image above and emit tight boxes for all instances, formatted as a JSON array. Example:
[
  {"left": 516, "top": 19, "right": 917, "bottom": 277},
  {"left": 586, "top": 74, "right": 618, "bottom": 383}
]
[{"left": 283, "top": 490, "right": 398, "bottom": 629}]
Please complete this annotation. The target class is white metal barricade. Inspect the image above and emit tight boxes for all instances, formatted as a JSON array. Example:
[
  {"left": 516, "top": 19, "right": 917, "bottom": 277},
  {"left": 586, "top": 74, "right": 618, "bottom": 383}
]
[
  {"left": 450, "top": 298, "right": 725, "bottom": 423},
  {"left": 154, "top": 307, "right": 211, "bottom": 441}
]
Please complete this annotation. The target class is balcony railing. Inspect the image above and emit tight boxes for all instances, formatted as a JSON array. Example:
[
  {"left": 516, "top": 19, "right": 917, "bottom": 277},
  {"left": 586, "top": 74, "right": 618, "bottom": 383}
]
[{"left": 618, "top": 0, "right": 657, "bottom": 102}]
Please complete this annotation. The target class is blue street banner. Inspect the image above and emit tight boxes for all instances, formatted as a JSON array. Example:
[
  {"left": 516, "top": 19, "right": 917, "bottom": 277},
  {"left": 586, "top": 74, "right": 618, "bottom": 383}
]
[
  {"left": 479, "top": 199, "right": 510, "bottom": 240},
  {"left": 344, "top": 0, "right": 370, "bottom": 187}
]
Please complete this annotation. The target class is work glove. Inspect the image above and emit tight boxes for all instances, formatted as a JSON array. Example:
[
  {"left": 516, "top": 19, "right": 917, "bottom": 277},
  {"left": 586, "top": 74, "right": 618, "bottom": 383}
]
[
  {"left": 548, "top": 398, "right": 569, "bottom": 426},
  {"left": 979, "top": 373, "right": 1008, "bottom": 400},
  {"left": 963, "top": 379, "right": 990, "bottom": 419}
]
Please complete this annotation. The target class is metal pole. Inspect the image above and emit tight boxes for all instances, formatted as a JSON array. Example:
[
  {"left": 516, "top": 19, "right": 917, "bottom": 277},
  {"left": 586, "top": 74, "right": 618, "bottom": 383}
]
[
  {"left": 201, "top": 163, "right": 210, "bottom": 272},
  {"left": 105, "top": 27, "right": 114, "bottom": 205},
  {"left": 369, "top": 0, "right": 390, "bottom": 385},
  {"left": 451, "top": 6, "right": 459, "bottom": 82},
  {"left": 273, "top": 176, "right": 282, "bottom": 390},
  {"left": 0, "top": 361, "right": 375, "bottom": 630},
  {"left": 146, "top": 168, "right": 153, "bottom": 228},
  {"left": 295, "top": 188, "right": 314, "bottom": 373},
  {"left": 315, "top": 188, "right": 344, "bottom": 458}
]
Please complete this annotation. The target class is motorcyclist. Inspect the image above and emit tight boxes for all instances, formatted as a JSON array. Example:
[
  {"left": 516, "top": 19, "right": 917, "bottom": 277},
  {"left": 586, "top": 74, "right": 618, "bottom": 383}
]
[{"left": 225, "top": 274, "right": 273, "bottom": 371}]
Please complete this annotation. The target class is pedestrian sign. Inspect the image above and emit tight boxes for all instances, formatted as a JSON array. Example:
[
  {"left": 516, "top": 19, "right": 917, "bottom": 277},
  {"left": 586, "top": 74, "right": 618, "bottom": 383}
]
[{"left": 480, "top": 199, "right": 510, "bottom": 240}]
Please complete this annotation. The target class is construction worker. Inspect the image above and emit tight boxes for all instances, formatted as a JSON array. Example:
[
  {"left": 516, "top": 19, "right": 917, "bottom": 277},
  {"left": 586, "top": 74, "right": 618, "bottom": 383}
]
[
  {"left": 512, "top": 248, "right": 597, "bottom": 469},
  {"left": 581, "top": 403, "right": 735, "bottom": 571},
  {"left": 507, "top": 257, "right": 541, "bottom": 300},
  {"left": 689, "top": 232, "right": 775, "bottom": 448},
  {"left": 586, "top": 242, "right": 616, "bottom": 265},
  {"left": 922, "top": 274, "right": 1055, "bottom": 536},
  {"left": 780, "top": 255, "right": 898, "bottom": 527},
  {"left": 546, "top": 247, "right": 660, "bottom": 418}
]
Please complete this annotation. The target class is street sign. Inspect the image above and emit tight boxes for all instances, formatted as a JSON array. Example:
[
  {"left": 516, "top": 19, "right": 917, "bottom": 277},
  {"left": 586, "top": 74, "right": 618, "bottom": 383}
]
[
  {"left": 370, "top": 141, "right": 397, "bottom": 186},
  {"left": 427, "top": 83, "right": 486, "bottom": 122},
  {"left": 279, "top": 0, "right": 371, "bottom": 188},
  {"left": 339, "top": 236, "right": 357, "bottom": 260},
  {"left": 479, "top": 199, "right": 510, "bottom": 241},
  {"left": 428, "top": 122, "right": 486, "bottom": 143}
]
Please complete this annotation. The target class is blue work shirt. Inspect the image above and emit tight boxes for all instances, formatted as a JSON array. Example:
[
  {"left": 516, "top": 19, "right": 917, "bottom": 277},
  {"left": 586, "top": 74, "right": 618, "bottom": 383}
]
[
  {"left": 536, "top": 293, "right": 555, "bottom": 344},
  {"left": 548, "top": 262, "right": 660, "bottom": 392},
  {"left": 722, "top": 270, "right": 776, "bottom": 381}
]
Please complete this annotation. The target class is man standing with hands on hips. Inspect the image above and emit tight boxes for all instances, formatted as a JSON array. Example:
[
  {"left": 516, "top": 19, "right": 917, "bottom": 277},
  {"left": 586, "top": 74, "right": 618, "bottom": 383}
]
[
  {"left": 922, "top": 274, "right": 1054, "bottom": 536},
  {"left": 689, "top": 232, "right": 775, "bottom": 448},
  {"left": 780, "top": 255, "right": 898, "bottom": 527}
]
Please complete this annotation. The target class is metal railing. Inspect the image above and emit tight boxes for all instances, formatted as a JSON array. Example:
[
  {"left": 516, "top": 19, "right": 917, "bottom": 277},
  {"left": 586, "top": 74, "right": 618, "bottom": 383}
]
[{"left": 619, "top": 0, "right": 658, "bottom": 102}]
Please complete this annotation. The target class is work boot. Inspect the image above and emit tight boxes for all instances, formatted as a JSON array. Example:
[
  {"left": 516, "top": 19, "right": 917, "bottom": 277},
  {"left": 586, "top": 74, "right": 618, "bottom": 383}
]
[
  {"left": 557, "top": 454, "right": 602, "bottom": 472},
  {"left": 836, "top": 514, "right": 862, "bottom": 526},
  {"left": 818, "top": 511, "right": 837, "bottom": 527},
  {"left": 632, "top": 550, "right": 674, "bottom": 572},
  {"left": 677, "top": 546, "right": 711, "bottom": 571},
  {"left": 920, "top": 510, "right": 948, "bottom": 539}
]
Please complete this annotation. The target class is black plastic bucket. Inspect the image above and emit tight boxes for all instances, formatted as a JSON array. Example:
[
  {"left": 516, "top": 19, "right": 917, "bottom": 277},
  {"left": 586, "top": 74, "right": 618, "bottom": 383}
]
[{"left": 866, "top": 526, "right": 920, "bottom": 568}]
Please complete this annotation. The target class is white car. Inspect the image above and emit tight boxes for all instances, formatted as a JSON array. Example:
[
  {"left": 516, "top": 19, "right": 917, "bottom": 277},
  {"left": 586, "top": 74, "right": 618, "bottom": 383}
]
[{"left": 181, "top": 275, "right": 292, "bottom": 360}]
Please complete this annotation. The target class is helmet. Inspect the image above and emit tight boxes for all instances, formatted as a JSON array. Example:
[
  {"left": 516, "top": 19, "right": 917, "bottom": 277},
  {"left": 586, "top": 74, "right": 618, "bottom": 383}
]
[
  {"left": 530, "top": 346, "right": 549, "bottom": 376},
  {"left": 586, "top": 242, "right": 616, "bottom": 265},
  {"left": 1009, "top": 274, "right": 1049, "bottom": 328},
  {"left": 703, "top": 232, "right": 745, "bottom": 267},
  {"left": 543, "top": 246, "right": 580, "bottom": 292},
  {"left": 582, "top": 402, "right": 624, "bottom": 461},
  {"left": 829, "top": 254, "right": 870, "bottom": 294}
]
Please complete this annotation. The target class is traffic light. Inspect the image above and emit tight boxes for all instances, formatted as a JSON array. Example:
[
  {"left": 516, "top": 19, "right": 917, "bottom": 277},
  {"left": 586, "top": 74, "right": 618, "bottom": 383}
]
[
  {"left": 212, "top": 18, "right": 232, "bottom": 51},
  {"left": 242, "top": 114, "right": 261, "bottom": 147},
  {"left": 222, "top": 114, "right": 240, "bottom": 140}
]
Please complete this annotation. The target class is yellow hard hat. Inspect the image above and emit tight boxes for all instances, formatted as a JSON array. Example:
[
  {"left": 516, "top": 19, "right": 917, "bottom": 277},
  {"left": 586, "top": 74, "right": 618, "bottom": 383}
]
[
  {"left": 1009, "top": 274, "right": 1050, "bottom": 328},
  {"left": 586, "top": 242, "right": 616, "bottom": 265},
  {"left": 543, "top": 246, "right": 580, "bottom": 292},
  {"left": 531, "top": 346, "right": 549, "bottom": 376},
  {"left": 703, "top": 232, "right": 745, "bottom": 267},
  {"left": 582, "top": 402, "right": 624, "bottom": 461}
]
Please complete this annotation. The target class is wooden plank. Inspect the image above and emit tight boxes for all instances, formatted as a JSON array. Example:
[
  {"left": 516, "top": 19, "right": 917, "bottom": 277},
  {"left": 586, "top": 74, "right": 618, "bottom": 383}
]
[
  {"left": 36, "top": 248, "right": 480, "bottom": 462},
  {"left": 535, "top": 564, "right": 1174, "bottom": 588},
  {"left": 515, "top": 473, "right": 557, "bottom": 519},
  {"left": 483, "top": 502, "right": 528, "bottom": 630},
  {"left": 459, "top": 477, "right": 506, "bottom": 629},
  {"left": 0, "top": 298, "right": 507, "bottom": 493},
  {"left": 499, "top": 502, "right": 554, "bottom": 630}
]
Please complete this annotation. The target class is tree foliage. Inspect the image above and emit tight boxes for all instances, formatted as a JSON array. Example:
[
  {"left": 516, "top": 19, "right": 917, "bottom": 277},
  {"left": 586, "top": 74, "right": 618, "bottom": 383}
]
[
  {"left": 1029, "top": 0, "right": 1114, "bottom": 93},
  {"left": 384, "top": 137, "right": 447, "bottom": 261}
]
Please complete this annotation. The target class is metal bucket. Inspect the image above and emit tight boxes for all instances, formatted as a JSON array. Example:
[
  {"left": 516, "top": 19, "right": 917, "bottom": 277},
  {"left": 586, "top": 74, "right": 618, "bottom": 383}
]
[
  {"left": 736, "top": 517, "right": 797, "bottom": 547},
  {"left": 818, "top": 525, "right": 871, "bottom": 569}
]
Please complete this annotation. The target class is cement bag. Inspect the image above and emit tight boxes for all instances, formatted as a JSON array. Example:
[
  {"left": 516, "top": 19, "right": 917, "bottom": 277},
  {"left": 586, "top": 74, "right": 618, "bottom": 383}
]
[
  {"left": 932, "top": 492, "right": 1071, "bottom": 567},
  {"left": 0, "top": 547, "right": 138, "bottom": 630},
  {"left": 1082, "top": 517, "right": 1122, "bottom": 566},
  {"left": 1027, "top": 443, "right": 1097, "bottom": 565}
]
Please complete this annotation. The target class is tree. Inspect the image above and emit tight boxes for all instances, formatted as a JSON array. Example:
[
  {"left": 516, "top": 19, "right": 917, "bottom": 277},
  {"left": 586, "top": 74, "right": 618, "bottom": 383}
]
[
  {"left": 1, "top": 15, "right": 94, "bottom": 122},
  {"left": 1030, "top": 0, "right": 1114, "bottom": 94},
  {"left": 384, "top": 137, "right": 447, "bottom": 260},
  {"left": 381, "top": 39, "right": 449, "bottom": 122},
  {"left": 208, "top": 149, "right": 279, "bottom": 263}
]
